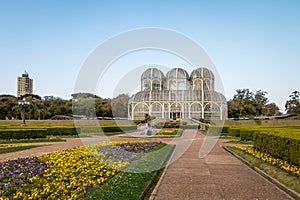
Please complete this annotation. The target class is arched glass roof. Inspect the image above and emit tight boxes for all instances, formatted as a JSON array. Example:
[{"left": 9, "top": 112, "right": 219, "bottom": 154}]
[
  {"left": 190, "top": 67, "right": 215, "bottom": 80},
  {"left": 141, "top": 68, "right": 164, "bottom": 80},
  {"left": 166, "top": 68, "right": 189, "bottom": 79}
]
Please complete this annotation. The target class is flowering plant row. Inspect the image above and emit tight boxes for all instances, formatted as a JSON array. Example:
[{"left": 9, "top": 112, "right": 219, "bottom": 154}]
[
  {"left": 0, "top": 141, "right": 159, "bottom": 200},
  {"left": 234, "top": 146, "right": 300, "bottom": 176},
  {"left": 156, "top": 129, "right": 182, "bottom": 136}
]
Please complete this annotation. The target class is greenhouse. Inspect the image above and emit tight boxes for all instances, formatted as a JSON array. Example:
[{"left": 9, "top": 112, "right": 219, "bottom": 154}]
[{"left": 128, "top": 67, "right": 227, "bottom": 120}]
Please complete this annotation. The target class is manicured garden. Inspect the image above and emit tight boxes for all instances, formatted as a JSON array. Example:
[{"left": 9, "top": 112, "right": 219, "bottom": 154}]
[
  {"left": 223, "top": 125, "right": 300, "bottom": 196},
  {"left": 0, "top": 141, "right": 173, "bottom": 199},
  {"left": 155, "top": 128, "right": 183, "bottom": 136},
  {"left": 0, "top": 144, "right": 40, "bottom": 154}
]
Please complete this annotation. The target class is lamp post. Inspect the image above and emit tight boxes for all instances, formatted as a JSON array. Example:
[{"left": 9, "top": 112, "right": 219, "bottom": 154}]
[{"left": 18, "top": 98, "right": 30, "bottom": 126}]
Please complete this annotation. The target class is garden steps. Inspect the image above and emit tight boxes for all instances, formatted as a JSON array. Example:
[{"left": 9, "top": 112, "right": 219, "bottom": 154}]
[{"left": 151, "top": 129, "right": 292, "bottom": 200}]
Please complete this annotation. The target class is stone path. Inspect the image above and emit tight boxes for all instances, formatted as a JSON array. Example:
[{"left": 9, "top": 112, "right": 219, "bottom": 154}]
[{"left": 151, "top": 129, "right": 292, "bottom": 200}]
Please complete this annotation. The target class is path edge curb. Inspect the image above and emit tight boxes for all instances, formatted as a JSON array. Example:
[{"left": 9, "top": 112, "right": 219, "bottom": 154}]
[
  {"left": 146, "top": 144, "right": 177, "bottom": 200},
  {"left": 223, "top": 146, "right": 300, "bottom": 200}
]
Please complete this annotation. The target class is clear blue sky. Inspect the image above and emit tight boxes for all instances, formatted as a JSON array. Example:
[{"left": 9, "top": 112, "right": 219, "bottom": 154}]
[{"left": 0, "top": 0, "right": 299, "bottom": 112}]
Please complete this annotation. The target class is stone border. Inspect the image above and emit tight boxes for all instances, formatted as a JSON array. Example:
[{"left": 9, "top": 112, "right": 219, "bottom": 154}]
[
  {"left": 141, "top": 144, "right": 176, "bottom": 200},
  {"left": 147, "top": 143, "right": 179, "bottom": 200},
  {"left": 223, "top": 146, "right": 300, "bottom": 200}
]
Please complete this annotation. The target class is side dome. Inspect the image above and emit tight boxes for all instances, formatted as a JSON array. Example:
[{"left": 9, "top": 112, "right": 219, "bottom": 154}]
[
  {"left": 191, "top": 67, "right": 214, "bottom": 80},
  {"left": 141, "top": 68, "right": 164, "bottom": 80},
  {"left": 166, "top": 68, "right": 189, "bottom": 79}
]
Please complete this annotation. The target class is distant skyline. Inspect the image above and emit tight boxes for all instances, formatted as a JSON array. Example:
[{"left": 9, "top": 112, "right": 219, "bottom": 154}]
[{"left": 0, "top": 0, "right": 299, "bottom": 112}]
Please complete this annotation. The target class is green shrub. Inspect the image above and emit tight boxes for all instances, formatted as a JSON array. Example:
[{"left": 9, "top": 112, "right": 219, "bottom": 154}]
[
  {"left": 0, "top": 129, "right": 46, "bottom": 139},
  {"left": 253, "top": 130, "right": 300, "bottom": 166},
  {"left": 100, "top": 125, "right": 137, "bottom": 132},
  {"left": 228, "top": 127, "right": 242, "bottom": 137},
  {"left": 240, "top": 129, "right": 256, "bottom": 141},
  {"left": 46, "top": 127, "right": 80, "bottom": 136}
]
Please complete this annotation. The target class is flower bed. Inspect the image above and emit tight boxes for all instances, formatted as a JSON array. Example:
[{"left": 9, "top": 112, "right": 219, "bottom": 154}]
[
  {"left": 234, "top": 146, "right": 300, "bottom": 176},
  {"left": 156, "top": 129, "right": 183, "bottom": 136},
  {"left": 0, "top": 141, "right": 159, "bottom": 199}
]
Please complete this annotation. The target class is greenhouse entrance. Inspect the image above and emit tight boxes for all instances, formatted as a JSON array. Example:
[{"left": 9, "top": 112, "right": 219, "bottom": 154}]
[{"left": 170, "top": 112, "right": 181, "bottom": 120}]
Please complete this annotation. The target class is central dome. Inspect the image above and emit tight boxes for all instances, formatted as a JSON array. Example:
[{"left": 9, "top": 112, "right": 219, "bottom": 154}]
[{"left": 166, "top": 68, "right": 189, "bottom": 79}]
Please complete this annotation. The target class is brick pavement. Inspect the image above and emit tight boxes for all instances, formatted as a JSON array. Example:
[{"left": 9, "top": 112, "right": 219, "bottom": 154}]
[{"left": 151, "top": 129, "right": 292, "bottom": 200}]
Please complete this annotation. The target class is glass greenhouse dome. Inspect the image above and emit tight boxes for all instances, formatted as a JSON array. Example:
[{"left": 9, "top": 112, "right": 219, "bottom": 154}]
[{"left": 129, "top": 67, "right": 227, "bottom": 120}]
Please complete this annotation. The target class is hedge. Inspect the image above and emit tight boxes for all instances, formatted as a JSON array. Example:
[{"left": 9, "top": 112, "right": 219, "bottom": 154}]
[
  {"left": 253, "top": 129, "right": 300, "bottom": 167},
  {"left": 207, "top": 126, "right": 229, "bottom": 134},
  {"left": 100, "top": 125, "right": 137, "bottom": 132},
  {"left": 227, "top": 126, "right": 300, "bottom": 167},
  {"left": 45, "top": 127, "right": 80, "bottom": 136},
  {"left": 0, "top": 129, "right": 46, "bottom": 139}
]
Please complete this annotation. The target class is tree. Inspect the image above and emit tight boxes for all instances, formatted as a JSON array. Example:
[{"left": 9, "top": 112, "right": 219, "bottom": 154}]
[
  {"left": 263, "top": 103, "right": 281, "bottom": 116},
  {"left": 228, "top": 89, "right": 256, "bottom": 118},
  {"left": 0, "top": 95, "right": 18, "bottom": 119},
  {"left": 227, "top": 88, "right": 280, "bottom": 118},
  {"left": 111, "top": 94, "right": 129, "bottom": 118},
  {"left": 254, "top": 90, "right": 268, "bottom": 115},
  {"left": 285, "top": 91, "right": 300, "bottom": 115}
]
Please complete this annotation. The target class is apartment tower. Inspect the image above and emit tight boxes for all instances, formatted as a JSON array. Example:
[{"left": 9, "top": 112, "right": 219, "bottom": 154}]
[{"left": 17, "top": 71, "right": 33, "bottom": 97}]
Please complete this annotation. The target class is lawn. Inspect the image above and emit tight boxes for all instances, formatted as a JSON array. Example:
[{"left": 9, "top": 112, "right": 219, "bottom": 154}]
[{"left": 0, "top": 144, "right": 40, "bottom": 154}]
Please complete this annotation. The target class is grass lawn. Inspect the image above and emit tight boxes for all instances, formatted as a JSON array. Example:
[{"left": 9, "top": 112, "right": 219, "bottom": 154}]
[
  {"left": 225, "top": 140, "right": 253, "bottom": 145},
  {"left": 226, "top": 146, "right": 300, "bottom": 195},
  {"left": 0, "top": 120, "right": 136, "bottom": 126},
  {"left": 0, "top": 137, "right": 65, "bottom": 144},
  {"left": 0, "top": 145, "right": 40, "bottom": 154},
  {"left": 84, "top": 143, "right": 174, "bottom": 200}
]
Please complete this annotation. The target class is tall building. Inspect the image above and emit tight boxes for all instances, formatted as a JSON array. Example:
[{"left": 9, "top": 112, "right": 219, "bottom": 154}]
[
  {"left": 17, "top": 71, "right": 33, "bottom": 97},
  {"left": 128, "top": 67, "right": 227, "bottom": 120}
]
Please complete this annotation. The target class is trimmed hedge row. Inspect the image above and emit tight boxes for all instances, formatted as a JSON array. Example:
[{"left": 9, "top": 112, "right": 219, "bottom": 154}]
[
  {"left": 253, "top": 130, "right": 300, "bottom": 166},
  {"left": 0, "top": 129, "right": 47, "bottom": 139},
  {"left": 0, "top": 127, "right": 80, "bottom": 139},
  {"left": 227, "top": 126, "right": 300, "bottom": 167},
  {"left": 45, "top": 127, "right": 80, "bottom": 135},
  {"left": 0, "top": 125, "right": 138, "bottom": 139},
  {"left": 207, "top": 126, "right": 229, "bottom": 134},
  {"left": 100, "top": 125, "right": 137, "bottom": 132}
]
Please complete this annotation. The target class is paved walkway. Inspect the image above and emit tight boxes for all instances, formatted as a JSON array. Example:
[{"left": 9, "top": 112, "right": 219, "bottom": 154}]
[{"left": 151, "top": 129, "right": 292, "bottom": 200}]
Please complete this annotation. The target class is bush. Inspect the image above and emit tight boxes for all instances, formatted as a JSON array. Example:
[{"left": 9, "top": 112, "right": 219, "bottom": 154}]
[
  {"left": 45, "top": 127, "right": 80, "bottom": 136},
  {"left": 0, "top": 129, "right": 47, "bottom": 139},
  {"left": 100, "top": 125, "right": 137, "bottom": 132},
  {"left": 228, "top": 127, "right": 242, "bottom": 137},
  {"left": 240, "top": 129, "right": 256, "bottom": 141},
  {"left": 253, "top": 129, "right": 300, "bottom": 167},
  {"left": 207, "top": 126, "right": 229, "bottom": 134},
  {"left": 229, "top": 126, "right": 300, "bottom": 166}
]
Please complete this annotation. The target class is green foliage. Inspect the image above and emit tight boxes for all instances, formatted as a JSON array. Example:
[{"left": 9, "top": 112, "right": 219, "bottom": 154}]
[
  {"left": 0, "top": 145, "right": 39, "bottom": 154},
  {"left": 45, "top": 127, "right": 80, "bottom": 136},
  {"left": 255, "top": 120, "right": 262, "bottom": 125},
  {"left": 285, "top": 91, "right": 300, "bottom": 115},
  {"left": 227, "top": 126, "right": 300, "bottom": 167},
  {"left": 0, "top": 129, "right": 47, "bottom": 139},
  {"left": 0, "top": 93, "right": 130, "bottom": 120},
  {"left": 253, "top": 130, "right": 300, "bottom": 167},
  {"left": 207, "top": 126, "right": 229, "bottom": 134},
  {"left": 228, "top": 89, "right": 281, "bottom": 118},
  {"left": 100, "top": 125, "right": 137, "bottom": 132}
]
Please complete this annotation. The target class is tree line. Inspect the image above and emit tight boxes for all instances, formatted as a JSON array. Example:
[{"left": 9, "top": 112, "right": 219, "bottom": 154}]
[
  {"left": 228, "top": 89, "right": 300, "bottom": 118},
  {"left": 0, "top": 90, "right": 299, "bottom": 120},
  {"left": 0, "top": 93, "right": 129, "bottom": 120}
]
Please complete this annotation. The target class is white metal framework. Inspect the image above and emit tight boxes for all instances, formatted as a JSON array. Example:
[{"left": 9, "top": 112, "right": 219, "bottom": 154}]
[{"left": 128, "top": 67, "right": 227, "bottom": 120}]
